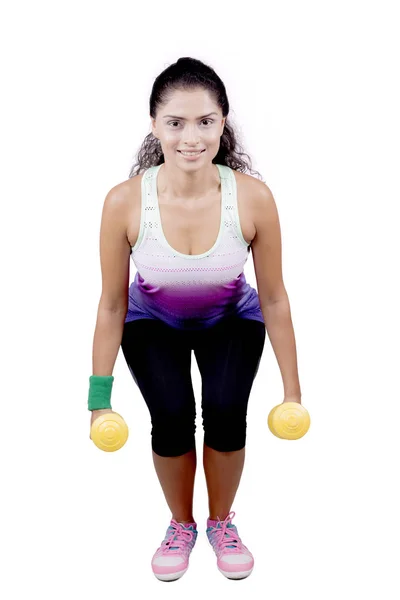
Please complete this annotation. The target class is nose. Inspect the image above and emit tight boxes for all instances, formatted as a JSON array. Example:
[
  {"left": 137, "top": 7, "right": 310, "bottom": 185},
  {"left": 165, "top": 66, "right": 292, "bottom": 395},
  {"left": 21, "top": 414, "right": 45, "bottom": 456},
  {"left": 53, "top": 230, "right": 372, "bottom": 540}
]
[{"left": 183, "top": 124, "right": 201, "bottom": 146}]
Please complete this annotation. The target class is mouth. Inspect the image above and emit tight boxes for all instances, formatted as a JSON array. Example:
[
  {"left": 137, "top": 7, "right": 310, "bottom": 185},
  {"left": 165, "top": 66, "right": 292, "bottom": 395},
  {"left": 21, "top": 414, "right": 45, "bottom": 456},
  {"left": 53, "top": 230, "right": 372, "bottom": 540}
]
[{"left": 177, "top": 149, "right": 206, "bottom": 156}]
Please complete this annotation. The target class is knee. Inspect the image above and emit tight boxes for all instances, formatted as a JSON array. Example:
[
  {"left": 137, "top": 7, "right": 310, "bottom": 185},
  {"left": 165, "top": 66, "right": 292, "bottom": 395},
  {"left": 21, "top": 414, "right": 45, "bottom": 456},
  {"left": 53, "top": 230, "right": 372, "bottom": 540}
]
[
  {"left": 152, "top": 437, "right": 196, "bottom": 457},
  {"left": 151, "top": 414, "right": 196, "bottom": 457},
  {"left": 203, "top": 409, "right": 247, "bottom": 452},
  {"left": 204, "top": 431, "right": 246, "bottom": 452}
]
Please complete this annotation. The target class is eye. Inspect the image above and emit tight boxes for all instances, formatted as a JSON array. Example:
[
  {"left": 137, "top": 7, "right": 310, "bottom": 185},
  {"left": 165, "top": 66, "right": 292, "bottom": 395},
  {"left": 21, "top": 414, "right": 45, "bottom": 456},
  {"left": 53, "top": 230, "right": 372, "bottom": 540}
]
[{"left": 167, "top": 119, "right": 214, "bottom": 127}]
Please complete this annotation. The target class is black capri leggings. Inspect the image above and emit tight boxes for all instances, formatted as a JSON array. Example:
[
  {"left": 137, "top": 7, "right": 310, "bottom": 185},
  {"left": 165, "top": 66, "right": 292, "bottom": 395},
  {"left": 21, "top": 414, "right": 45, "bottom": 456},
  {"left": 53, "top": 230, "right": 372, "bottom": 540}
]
[{"left": 120, "top": 316, "right": 266, "bottom": 457}]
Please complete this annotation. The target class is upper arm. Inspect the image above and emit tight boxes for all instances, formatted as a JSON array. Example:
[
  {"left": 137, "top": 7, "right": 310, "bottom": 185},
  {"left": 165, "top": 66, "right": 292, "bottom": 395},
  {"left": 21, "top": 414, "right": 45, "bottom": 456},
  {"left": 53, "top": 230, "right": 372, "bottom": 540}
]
[
  {"left": 250, "top": 180, "right": 287, "bottom": 306},
  {"left": 98, "top": 185, "right": 131, "bottom": 312}
]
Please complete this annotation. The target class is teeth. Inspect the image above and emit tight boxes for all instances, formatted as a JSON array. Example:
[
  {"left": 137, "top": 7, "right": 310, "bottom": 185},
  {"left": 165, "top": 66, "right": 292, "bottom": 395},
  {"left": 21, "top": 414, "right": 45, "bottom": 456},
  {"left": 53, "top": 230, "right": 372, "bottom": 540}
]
[{"left": 180, "top": 151, "right": 202, "bottom": 156}]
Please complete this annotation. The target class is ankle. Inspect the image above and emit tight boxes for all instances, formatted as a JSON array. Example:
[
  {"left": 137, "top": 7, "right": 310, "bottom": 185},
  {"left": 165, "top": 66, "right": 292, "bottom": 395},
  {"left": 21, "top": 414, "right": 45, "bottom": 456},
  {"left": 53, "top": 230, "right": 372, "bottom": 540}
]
[
  {"left": 172, "top": 516, "right": 195, "bottom": 524},
  {"left": 208, "top": 513, "right": 228, "bottom": 522}
]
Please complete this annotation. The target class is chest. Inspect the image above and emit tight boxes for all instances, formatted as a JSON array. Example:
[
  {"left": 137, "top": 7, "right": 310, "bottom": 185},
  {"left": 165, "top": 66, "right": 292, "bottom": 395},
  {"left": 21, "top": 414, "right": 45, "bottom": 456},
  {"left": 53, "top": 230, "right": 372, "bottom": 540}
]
[{"left": 127, "top": 171, "right": 256, "bottom": 256}]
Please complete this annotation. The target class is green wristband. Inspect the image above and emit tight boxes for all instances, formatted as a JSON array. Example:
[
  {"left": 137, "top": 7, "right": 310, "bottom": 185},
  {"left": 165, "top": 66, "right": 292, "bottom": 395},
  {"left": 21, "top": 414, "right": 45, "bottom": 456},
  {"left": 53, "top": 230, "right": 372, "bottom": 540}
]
[{"left": 88, "top": 375, "right": 114, "bottom": 411}]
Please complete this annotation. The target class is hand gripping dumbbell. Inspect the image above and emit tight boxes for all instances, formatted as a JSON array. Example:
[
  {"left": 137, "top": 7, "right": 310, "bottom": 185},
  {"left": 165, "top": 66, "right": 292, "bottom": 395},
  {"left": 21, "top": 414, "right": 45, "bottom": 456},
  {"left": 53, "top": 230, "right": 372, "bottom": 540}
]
[
  {"left": 90, "top": 411, "right": 129, "bottom": 452},
  {"left": 88, "top": 375, "right": 129, "bottom": 452},
  {"left": 268, "top": 401, "right": 310, "bottom": 440}
]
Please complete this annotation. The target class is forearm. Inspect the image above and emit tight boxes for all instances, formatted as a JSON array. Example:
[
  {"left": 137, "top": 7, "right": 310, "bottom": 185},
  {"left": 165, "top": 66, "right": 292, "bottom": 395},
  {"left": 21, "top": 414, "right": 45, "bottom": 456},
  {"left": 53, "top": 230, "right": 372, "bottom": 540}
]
[
  {"left": 261, "top": 299, "right": 302, "bottom": 398},
  {"left": 92, "top": 306, "right": 127, "bottom": 376}
]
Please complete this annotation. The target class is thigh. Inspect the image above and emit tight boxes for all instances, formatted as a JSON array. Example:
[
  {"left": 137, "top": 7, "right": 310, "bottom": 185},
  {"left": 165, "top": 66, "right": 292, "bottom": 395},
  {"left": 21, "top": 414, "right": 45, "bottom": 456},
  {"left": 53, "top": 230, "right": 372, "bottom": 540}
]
[
  {"left": 193, "top": 317, "right": 266, "bottom": 412},
  {"left": 121, "top": 319, "right": 196, "bottom": 420}
]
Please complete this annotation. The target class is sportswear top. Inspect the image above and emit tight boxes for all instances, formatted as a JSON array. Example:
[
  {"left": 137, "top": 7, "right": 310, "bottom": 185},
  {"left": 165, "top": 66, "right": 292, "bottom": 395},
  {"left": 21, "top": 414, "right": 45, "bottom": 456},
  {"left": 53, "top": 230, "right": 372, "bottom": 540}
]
[{"left": 124, "top": 163, "right": 265, "bottom": 330}]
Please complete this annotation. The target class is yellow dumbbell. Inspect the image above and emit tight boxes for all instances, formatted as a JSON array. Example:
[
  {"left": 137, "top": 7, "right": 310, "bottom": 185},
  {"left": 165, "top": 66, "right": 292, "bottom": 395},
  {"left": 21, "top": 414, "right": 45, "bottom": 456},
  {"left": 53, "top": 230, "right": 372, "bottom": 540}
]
[
  {"left": 268, "top": 402, "right": 310, "bottom": 440},
  {"left": 90, "top": 412, "right": 129, "bottom": 452}
]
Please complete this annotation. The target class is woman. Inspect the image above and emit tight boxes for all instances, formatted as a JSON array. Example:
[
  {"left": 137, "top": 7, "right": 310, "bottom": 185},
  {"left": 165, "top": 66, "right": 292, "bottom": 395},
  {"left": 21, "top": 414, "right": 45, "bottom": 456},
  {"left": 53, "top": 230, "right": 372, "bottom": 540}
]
[{"left": 88, "top": 57, "right": 302, "bottom": 581}]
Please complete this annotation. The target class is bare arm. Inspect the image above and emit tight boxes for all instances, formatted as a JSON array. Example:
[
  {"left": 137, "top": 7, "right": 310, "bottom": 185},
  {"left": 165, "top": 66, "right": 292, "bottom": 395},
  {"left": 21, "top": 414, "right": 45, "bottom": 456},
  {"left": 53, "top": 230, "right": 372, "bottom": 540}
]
[
  {"left": 91, "top": 184, "right": 132, "bottom": 376},
  {"left": 92, "top": 308, "right": 127, "bottom": 376},
  {"left": 251, "top": 180, "right": 301, "bottom": 399}
]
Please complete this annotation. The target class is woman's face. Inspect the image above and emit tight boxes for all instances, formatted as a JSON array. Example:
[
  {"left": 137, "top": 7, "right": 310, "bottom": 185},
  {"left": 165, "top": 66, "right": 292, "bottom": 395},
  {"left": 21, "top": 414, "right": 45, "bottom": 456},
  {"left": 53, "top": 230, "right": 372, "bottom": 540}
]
[{"left": 151, "top": 88, "right": 226, "bottom": 166}]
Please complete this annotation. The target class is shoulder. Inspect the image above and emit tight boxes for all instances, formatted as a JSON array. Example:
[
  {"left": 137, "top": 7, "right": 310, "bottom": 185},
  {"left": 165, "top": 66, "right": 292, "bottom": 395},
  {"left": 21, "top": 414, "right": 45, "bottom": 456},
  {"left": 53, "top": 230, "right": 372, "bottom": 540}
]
[
  {"left": 113, "top": 172, "right": 143, "bottom": 198},
  {"left": 232, "top": 169, "right": 275, "bottom": 214},
  {"left": 103, "top": 173, "right": 143, "bottom": 214},
  {"left": 231, "top": 168, "right": 271, "bottom": 195}
]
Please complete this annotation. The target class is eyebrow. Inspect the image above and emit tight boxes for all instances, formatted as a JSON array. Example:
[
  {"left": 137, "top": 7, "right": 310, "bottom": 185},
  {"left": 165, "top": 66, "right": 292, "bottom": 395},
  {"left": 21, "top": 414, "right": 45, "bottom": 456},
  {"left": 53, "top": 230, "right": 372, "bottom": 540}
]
[{"left": 163, "top": 112, "right": 218, "bottom": 119}]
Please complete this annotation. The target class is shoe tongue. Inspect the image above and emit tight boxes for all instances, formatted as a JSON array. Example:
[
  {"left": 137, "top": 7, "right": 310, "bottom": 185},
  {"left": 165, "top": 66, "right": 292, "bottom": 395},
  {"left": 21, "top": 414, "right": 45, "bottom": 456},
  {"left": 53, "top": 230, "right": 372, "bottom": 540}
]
[
  {"left": 167, "top": 523, "right": 193, "bottom": 550},
  {"left": 218, "top": 522, "right": 236, "bottom": 548}
]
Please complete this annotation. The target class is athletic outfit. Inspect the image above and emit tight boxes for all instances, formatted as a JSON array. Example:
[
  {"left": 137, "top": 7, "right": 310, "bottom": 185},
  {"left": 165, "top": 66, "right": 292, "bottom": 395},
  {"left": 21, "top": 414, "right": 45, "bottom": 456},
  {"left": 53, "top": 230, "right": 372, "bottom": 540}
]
[
  {"left": 124, "top": 163, "right": 265, "bottom": 330},
  {"left": 121, "top": 163, "right": 265, "bottom": 580}
]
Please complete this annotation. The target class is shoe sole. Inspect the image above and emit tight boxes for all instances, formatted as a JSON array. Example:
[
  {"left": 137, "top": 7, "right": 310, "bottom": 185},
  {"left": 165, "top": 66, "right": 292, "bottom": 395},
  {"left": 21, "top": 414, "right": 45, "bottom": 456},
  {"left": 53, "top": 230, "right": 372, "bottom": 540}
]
[
  {"left": 218, "top": 567, "right": 253, "bottom": 580},
  {"left": 153, "top": 567, "right": 188, "bottom": 582}
]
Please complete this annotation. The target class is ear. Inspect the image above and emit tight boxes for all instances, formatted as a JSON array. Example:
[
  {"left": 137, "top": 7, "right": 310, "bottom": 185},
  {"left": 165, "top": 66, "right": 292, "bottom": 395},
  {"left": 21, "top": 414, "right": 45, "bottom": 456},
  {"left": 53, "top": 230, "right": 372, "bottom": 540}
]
[
  {"left": 150, "top": 117, "right": 158, "bottom": 138},
  {"left": 221, "top": 117, "right": 226, "bottom": 134}
]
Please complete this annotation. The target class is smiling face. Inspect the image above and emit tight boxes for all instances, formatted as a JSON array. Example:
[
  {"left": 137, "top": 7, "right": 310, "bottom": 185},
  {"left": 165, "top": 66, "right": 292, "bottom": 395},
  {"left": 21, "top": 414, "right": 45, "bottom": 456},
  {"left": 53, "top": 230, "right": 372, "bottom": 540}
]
[{"left": 151, "top": 88, "right": 226, "bottom": 167}]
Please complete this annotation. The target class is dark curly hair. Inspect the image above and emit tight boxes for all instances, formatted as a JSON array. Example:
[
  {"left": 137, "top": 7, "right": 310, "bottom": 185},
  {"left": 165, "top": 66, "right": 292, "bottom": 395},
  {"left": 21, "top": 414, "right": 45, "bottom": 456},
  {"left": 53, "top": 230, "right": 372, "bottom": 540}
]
[{"left": 129, "top": 57, "right": 264, "bottom": 182}]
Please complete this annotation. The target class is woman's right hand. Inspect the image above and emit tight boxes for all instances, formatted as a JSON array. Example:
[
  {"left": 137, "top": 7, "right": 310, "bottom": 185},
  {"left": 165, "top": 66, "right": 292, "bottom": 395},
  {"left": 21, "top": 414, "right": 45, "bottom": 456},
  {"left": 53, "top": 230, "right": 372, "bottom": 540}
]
[{"left": 89, "top": 409, "right": 115, "bottom": 439}]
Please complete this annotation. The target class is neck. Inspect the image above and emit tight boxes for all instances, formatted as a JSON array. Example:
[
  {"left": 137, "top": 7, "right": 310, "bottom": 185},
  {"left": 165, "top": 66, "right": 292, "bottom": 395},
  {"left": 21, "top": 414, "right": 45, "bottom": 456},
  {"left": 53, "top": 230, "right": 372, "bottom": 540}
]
[{"left": 158, "top": 161, "right": 220, "bottom": 203}]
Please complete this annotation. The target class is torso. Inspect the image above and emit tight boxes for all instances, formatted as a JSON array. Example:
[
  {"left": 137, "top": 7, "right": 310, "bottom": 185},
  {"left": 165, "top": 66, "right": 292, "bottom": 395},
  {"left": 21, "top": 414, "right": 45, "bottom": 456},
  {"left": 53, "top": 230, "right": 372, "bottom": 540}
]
[{"left": 124, "top": 167, "right": 257, "bottom": 256}]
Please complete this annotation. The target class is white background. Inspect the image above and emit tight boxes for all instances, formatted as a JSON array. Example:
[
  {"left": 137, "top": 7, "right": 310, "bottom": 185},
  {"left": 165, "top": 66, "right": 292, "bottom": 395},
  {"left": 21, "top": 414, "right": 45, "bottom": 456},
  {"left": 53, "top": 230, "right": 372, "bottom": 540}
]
[{"left": 2, "top": 0, "right": 400, "bottom": 598}]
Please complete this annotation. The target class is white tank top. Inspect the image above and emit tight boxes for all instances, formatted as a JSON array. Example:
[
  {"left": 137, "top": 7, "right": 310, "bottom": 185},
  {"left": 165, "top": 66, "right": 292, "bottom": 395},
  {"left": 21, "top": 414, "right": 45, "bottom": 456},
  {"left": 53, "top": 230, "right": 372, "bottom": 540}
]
[{"left": 125, "top": 163, "right": 264, "bottom": 330}]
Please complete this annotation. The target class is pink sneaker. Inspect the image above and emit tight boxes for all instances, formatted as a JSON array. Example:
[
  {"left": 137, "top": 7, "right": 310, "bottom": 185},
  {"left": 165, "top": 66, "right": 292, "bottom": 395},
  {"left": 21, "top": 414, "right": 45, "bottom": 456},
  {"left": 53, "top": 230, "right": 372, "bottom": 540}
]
[
  {"left": 206, "top": 511, "right": 254, "bottom": 579},
  {"left": 151, "top": 519, "right": 198, "bottom": 581}
]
